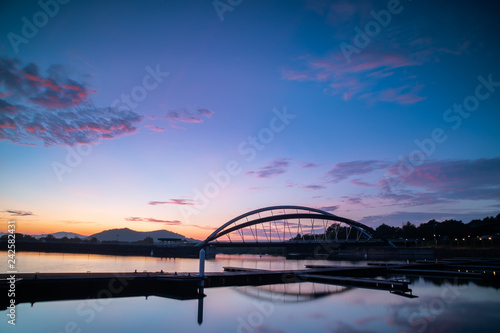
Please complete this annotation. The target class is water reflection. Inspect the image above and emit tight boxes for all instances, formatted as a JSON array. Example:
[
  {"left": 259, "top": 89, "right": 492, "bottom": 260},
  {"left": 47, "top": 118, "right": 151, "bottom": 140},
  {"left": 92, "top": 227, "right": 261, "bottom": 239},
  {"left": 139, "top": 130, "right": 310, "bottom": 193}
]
[
  {"left": 234, "top": 283, "right": 351, "bottom": 303},
  {"left": 1, "top": 252, "right": 500, "bottom": 332}
]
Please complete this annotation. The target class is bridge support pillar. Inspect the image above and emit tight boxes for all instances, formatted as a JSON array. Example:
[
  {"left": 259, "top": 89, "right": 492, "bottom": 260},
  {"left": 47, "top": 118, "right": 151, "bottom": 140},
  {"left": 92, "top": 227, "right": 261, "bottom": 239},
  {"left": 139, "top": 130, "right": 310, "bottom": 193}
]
[{"left": 199, "top": 248, "right": 205, "bottom": 287}]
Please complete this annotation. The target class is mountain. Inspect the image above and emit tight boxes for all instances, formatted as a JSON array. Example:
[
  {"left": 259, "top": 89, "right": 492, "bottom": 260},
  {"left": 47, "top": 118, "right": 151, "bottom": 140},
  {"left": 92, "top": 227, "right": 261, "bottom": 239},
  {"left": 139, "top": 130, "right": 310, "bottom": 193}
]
[
  {"left": 89, "top": 228, "right": 199, "bottom": 243},
  {"left": 31, "top": 232, "right": 88, "bottom": 239}
]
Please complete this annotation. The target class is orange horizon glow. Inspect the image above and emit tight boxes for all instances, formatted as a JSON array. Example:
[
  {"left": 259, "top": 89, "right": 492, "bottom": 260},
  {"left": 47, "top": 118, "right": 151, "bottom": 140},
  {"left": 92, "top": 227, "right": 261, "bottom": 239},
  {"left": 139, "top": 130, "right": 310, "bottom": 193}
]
[{"left": 1, "top": 219, "right": 213, "bottom": 240}]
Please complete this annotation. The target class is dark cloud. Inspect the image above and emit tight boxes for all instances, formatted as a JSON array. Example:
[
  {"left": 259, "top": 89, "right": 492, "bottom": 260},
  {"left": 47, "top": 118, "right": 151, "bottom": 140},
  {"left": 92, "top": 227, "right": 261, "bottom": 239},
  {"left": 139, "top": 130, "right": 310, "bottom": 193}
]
[
  {"left": 125, "top": 217, "right": 143, "bottom": 221},
  {"left": 164, "top": 108, "right": 214, "bottom": 127},
  {"left": 0, "top": 58, "right": 93, "bottom": 110},
  {"left": 382, "top": 158, "right": 500, "bottom": 205},
  {"left": 327, "top": 160, "right": 389, "bottom": 183},
  {"left": 302, "top": 162, "right": 319, "bottom": 168},
  {"left": 325, "top": 158, "right": 500, "bottom": 210},
  {"left": 247, "top": 158, "right": 291, "bottom": 178},
  {"left": 0, "top": 58, "right": 142, "bottom": 147},
  {"left": 148, "top": 199, "right": 194, "bottom": 206},
  {"left": 4, "top": 209, "right": 34, "bottom": 216},
  {"left": 349, "top": 178, "right": 375, "bottom": 187},
  {"left": 319, "top": 205, "right": 339, "bottom": 212},
  {"left": 388, "top": 158, "right": 500, "bottom": 199},
  {"left": 0, "top": 106, "right": 142, "bottom": 146},
  {"left": 304, "top": 185, "right": 326, "bottom": 190},
  {"left": 196, "top": 108, "right": 215, "bottom": 117}
]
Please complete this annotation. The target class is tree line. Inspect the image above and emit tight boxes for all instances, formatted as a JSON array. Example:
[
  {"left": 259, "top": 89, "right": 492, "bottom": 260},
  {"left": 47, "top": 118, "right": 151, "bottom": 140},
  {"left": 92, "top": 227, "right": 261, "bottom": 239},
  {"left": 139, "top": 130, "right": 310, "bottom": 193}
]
[{"left": 375, "top": 214, "right": 500, "bottom": 240}]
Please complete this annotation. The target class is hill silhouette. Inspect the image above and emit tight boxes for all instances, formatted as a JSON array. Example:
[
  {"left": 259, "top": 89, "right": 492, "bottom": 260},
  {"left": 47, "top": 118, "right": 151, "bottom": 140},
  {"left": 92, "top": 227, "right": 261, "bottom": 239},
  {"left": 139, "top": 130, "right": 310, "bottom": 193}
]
[{"left": 89, "top": 228, "right": 199, "bottom": 243}]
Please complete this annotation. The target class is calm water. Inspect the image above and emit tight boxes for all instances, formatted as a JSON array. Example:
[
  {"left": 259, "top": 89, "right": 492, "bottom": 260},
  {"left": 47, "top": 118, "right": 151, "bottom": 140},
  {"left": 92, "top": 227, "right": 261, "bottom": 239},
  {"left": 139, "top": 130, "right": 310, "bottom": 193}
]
[{"left": 1, "top": 252, "right": 500, "bottom": 332}]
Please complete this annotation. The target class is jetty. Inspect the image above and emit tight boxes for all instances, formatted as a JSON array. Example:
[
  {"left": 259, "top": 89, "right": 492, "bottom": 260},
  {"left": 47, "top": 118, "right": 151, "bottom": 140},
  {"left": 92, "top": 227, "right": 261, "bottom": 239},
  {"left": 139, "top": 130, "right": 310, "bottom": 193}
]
[{"left": 2, "top": 257, "right": 500, "bottom": 310}]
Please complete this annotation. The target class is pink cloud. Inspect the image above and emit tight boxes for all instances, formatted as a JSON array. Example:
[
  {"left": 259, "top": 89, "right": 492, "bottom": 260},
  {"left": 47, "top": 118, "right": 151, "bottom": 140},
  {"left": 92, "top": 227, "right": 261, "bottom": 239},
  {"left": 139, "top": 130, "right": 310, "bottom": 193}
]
[
  {"left": 349, "top": 178, "right": 375, "bottom": 187},
  {"left": 0, "top": 58, "right": 142, "bottom": 147},
  {"left": 249, "top": 186, "right": 270, "bottom": 191},
  {"left": 125, "top": 217, "right": 181, "bottom": 225},
  {"left": 145, "top": 125, "right": 165, "bottom": 132},
  {"left": 148, "top": 199, "right": 195, "bottom": 206}
]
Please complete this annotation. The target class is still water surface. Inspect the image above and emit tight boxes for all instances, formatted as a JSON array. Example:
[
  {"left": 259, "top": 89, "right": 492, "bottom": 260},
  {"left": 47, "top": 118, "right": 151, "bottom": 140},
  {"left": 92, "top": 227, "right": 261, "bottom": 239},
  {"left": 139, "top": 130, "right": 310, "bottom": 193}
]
[{"left": 1, "top": 252, "right": 500, "bottom": 332}]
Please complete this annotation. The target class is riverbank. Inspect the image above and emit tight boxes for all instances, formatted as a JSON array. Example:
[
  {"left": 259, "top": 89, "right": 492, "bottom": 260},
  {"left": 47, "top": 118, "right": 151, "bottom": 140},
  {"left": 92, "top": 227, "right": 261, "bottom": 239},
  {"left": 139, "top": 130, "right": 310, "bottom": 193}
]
[
  {"left": 3, "top": 240, "right": 499, "bottom": 260},
  {"left": 2, "top": 240, "right": 215, "bottom": 259}
]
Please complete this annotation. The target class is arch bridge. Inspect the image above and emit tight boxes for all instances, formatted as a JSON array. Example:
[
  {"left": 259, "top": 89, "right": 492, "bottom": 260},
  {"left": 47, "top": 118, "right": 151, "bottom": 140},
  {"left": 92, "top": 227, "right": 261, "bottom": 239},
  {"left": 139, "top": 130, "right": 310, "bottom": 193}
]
[{"left": 197, "top": 205, "right": 393, "bottom": 248}]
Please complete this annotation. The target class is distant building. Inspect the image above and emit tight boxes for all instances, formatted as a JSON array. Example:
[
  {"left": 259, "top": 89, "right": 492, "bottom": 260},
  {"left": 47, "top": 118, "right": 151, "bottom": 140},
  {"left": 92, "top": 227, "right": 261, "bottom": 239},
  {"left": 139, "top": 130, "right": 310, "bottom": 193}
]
[{"left": 158, "top": 238, "right": 185, "bottom": 245}]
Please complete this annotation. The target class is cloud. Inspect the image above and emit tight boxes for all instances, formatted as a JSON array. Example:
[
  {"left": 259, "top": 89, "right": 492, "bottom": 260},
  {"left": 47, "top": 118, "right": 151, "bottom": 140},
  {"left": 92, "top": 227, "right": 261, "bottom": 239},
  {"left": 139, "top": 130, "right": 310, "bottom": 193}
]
[
  {"left": 283, "top": 51, "right": 426, "bottom": 105},
  {"left": 385, "top": 157, "right": 500, "bottom": 202},
  {"left": 3, "top": 209, "right": 34, "bottom": 216},
  {"left": 349, "top": 178, "right": 375, "bottom": 187},
  {"left": 61, "top": 220, "right": 96, "bottom": 225},
  {"left": 392, "top": 158, "right": 500, "bottom": 192},
  {"left": 324, "top": 157, "right": 500, "bottom": 211},
  {"left": 148, "top": 199, "right": 195, "bottom": 206},
  {"left": 125, "top": 217, "right": 143, "bottom": 221},
  {"left": 196, "top": 108, "right": 215, "bottom": 118},
  {"left": 145, "top": 125, "right": 165, "bottom": 132},
  {"left": 249, "top": 186, "right": 270, "bottom": 191},
  {"left": 0, "top": 58, "right": 94, "bottom": 110},
  {"left": 327, "top": 160, "right": 389, "bottom": 183},
  {"left": 186, "top": 224, "right": 217, "bottom": 230},
  {"left": 1, "top": 106, "right": 142, "bottom": 146},
  {"left": 247, "top": 158, "right": 291, "bottom": 178},
  {"left": 0, "top": 58, "right": 142, "bottom": 147},
  {"left": 144, "top": 218, "right": 181, "bottom": 225},
  {"left": 302, "top": 162, "right": 320, "bottom": 168},
  {"left": 164, "top": 108, "right": 215, "bottom": 127},
  {"left": 304, "top": 185, "right": 326, "bottom": 190},
  {"left": 319, "top": 205, "right": 339, "bottom": 212},
  {"left": 284, "top": 2, "right": 473, "bottom": 105},
  {"left": 125, "top": 217, "right": 181, "bottom": 225}
]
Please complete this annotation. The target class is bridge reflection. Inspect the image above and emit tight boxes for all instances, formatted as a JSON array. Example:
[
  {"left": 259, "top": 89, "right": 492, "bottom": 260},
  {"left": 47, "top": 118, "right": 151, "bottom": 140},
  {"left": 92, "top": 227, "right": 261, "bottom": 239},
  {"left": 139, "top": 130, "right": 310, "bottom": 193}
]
[{"left": 234, "top": 282, "right": 352, "bottom": 303}]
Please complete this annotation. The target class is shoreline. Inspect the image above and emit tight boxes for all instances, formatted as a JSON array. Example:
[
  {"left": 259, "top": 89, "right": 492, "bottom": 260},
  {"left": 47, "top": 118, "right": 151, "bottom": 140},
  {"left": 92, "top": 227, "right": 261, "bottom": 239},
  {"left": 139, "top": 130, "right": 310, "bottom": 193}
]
[{"left": 3, "top": 240, "right": 500, "bottom": 260}]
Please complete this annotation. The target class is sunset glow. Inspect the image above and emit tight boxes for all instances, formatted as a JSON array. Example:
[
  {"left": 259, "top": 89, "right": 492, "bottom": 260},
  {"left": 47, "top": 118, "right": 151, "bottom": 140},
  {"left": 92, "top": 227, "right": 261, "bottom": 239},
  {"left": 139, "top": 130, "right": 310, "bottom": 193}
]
[{"left": 1, "top": 0, "right": 499, "bottom": 240}]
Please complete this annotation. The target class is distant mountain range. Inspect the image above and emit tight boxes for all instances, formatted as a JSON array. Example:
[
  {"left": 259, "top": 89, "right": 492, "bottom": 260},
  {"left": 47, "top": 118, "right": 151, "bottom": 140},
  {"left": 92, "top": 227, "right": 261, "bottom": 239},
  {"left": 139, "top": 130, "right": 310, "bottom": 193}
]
[
  {"left": 89, "top": 228, "right": 199, "bottom": 243},
  {"left": 32, "top": 232, "right": 88, "bottom": 239},
  {"left": 5, "top": 228, "right": 199, "bottom": 243}
]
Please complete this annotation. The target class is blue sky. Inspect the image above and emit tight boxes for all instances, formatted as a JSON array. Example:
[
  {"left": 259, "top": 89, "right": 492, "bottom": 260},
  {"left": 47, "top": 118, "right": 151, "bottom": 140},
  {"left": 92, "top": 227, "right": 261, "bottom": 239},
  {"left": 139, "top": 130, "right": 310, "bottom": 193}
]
[{"left": 1, "top": 0, "right": 499, "bottom": 238}]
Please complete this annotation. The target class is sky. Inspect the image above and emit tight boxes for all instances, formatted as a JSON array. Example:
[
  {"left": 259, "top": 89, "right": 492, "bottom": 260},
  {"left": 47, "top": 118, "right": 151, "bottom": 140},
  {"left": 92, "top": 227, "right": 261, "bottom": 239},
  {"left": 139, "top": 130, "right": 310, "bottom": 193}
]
[{"left": 1, "top": 0, "right": 499, "bottom": 239}]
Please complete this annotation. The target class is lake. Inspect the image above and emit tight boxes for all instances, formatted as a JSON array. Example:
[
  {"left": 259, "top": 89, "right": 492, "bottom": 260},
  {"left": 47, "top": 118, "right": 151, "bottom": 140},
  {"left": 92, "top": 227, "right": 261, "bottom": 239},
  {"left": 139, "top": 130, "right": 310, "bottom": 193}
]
[{"left": 1, "top": 251, "right": 500, "bottom": 332}]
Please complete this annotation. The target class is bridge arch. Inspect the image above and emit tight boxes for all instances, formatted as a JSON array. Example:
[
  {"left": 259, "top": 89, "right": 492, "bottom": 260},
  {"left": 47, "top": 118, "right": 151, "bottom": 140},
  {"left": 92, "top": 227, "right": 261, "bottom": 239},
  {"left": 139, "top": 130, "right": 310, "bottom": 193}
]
[{"left": 197, "top": 205, "right": 384, "bottom": 247}]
